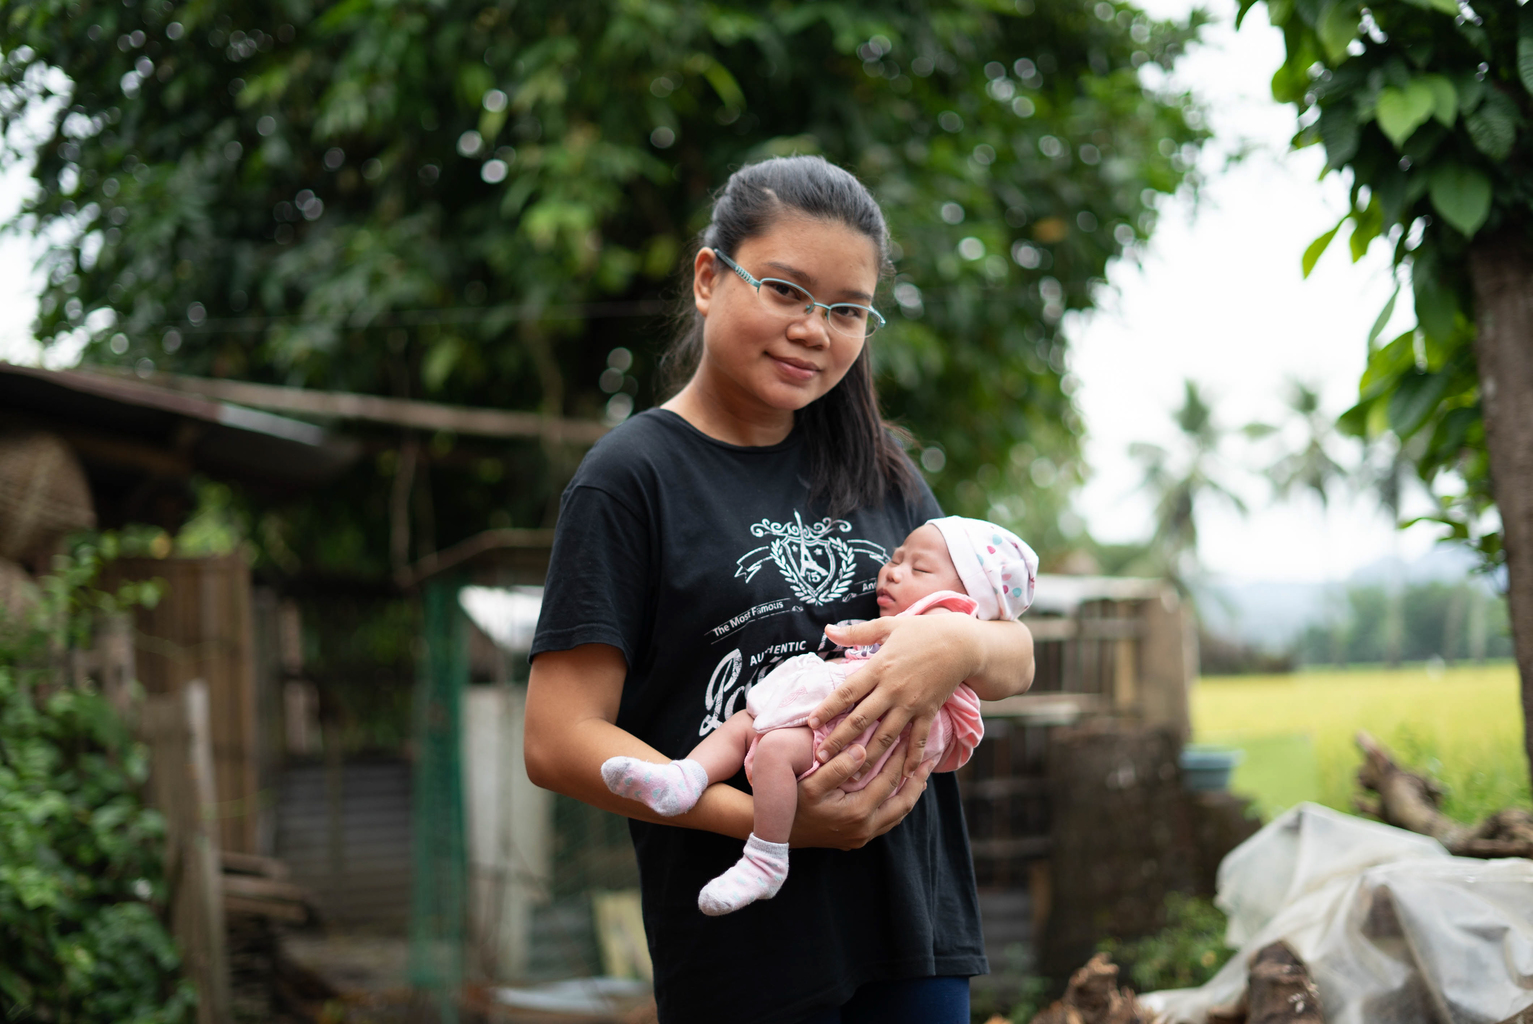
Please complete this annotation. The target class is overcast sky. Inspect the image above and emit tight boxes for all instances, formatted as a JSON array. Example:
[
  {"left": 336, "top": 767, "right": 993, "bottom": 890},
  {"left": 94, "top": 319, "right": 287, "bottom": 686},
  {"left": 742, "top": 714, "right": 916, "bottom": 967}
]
[
  {"left": 0, "top": 6, "right": 1451, "bottom": 583},
  {"left": 1068, "top": 0, "right": 1445, "bottom": 582}
]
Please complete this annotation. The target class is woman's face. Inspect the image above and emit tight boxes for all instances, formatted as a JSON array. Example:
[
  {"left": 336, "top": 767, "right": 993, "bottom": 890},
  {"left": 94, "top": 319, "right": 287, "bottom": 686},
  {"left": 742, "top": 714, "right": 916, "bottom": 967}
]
[{"left": 692, "top": 213, "right": 881, "bottom": 419}]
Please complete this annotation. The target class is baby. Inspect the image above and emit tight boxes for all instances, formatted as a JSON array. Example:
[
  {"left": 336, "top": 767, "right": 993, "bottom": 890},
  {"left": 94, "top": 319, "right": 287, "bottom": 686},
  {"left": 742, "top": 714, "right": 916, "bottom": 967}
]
[{"left": 600, "top": 515, "right": 1038, "bottom": 915}]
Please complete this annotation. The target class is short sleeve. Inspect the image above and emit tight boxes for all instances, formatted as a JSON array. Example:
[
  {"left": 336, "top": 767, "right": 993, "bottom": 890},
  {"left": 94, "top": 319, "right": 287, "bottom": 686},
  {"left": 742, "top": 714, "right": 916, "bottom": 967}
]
[{"left": 529, "top": 484, "right": 653, "bottom": 669}]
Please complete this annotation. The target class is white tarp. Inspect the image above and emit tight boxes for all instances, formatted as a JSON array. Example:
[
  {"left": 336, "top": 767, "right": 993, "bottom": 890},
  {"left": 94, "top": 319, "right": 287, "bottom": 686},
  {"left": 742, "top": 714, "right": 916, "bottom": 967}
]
[
  {"left": 459, "top": 584, "right": 544, "bottom": 655},
  {"left": 1142, "top": 802, "right": 1533, "bottom": 1024}
]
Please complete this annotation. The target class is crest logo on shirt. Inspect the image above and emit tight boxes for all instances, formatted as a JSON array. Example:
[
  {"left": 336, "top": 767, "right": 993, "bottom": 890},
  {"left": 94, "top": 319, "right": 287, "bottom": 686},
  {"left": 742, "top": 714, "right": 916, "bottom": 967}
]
[{"left": 735, "top": 512, "right": 887, "bottom": 607}]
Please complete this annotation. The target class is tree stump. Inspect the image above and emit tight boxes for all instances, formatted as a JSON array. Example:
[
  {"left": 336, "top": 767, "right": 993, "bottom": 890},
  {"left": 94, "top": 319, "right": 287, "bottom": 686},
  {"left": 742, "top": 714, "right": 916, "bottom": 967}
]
[
  {"left": 1028, "top": 954, "right": 1148, "bottom": 1024},
  {"left": 1246, "top": 942, "right": 1323, "bottom": 1024}
]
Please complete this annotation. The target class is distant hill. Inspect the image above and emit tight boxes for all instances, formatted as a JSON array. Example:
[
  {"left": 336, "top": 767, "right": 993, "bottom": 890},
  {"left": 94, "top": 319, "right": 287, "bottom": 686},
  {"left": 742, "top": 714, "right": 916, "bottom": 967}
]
[{"left": 1195, "top": 546, "right": 1499, "bottom": 651}]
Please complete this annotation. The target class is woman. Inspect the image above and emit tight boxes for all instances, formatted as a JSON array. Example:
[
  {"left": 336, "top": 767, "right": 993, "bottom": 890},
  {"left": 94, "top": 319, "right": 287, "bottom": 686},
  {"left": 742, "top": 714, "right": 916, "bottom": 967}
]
[{"left": 525, "top": 155, "right": 1035, "bottom": 1024}]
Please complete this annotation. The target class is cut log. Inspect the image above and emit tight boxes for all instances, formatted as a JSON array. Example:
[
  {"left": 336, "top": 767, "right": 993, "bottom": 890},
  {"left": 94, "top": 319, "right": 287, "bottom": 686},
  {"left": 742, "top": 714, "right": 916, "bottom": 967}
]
[
  {"left": 1028, "top": 953, "right": 1149, "bottom": 1024},
  {"left": 1355, "top": 731, "right": 1533, "bottom": 858},
  {"left": 1246, "top": 942, "right": 1322, "bottom": 1024}
]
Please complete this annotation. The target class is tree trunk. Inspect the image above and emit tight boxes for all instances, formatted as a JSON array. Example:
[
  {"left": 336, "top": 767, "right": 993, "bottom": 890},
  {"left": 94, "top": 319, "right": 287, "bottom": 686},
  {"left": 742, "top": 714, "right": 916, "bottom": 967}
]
[{"left": 1470, "top": 232, "right": 1533, "bottom": 794}]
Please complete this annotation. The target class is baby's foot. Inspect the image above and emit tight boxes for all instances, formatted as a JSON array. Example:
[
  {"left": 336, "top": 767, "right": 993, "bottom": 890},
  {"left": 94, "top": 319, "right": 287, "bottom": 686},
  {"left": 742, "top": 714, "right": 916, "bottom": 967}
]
[
  {"left": 600, "top": 756, "right": 708, "bottom": 817},
  {"left": 697, "top": 834, "right": 789, "bottom": 916}
]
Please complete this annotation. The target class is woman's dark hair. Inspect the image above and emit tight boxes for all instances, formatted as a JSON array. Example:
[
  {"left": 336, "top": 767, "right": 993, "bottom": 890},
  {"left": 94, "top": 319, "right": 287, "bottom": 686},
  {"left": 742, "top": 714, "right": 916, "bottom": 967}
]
[{"left": 659, "top": 155, "right": 918, "bottom": 517}]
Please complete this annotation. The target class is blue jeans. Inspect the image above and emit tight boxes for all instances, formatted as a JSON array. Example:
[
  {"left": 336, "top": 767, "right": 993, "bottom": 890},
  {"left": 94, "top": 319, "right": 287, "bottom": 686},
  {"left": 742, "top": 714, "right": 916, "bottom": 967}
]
[{"left": 794, "top": 976, "right": 970, "bottom": 1024}]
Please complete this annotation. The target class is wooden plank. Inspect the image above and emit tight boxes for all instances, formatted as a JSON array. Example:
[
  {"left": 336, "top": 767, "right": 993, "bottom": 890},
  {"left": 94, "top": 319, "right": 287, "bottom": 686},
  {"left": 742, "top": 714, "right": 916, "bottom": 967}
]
[
  {"left": 105, "top": 555, "right": 261, "bottom": 855},
  {"left": 221, "top": 873, "right": 310, "bottom": 903},
  {"left": 137, "top": 371, "right": 608, "bottom": 444},
  {"left": 221, "top": 851, "right": 291, "bottom": 881},
  {"left": 1025, "top": 617, "right": 1077, "bottom": 641},
  {"left": 223, "top": 894, "right": 308, "bottom": 924},
  {"left": 1139, "top": 586, "right": 1193, "bottom": 742},
  {"left": 1078, "top": 618, "right": 1143, "bottom": 640},
  {"left": 979, "top": 692, "right": 1107, "bottom": 722},
  {"left": 140, "top": 686, "right": 232, "bottom": 1024}
]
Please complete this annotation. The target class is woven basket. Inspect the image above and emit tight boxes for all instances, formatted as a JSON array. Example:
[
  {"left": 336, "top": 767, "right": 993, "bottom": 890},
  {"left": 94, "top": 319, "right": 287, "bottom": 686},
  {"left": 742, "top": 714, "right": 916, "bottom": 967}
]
[{"left": 0, "top": 431, "right": 96, "bottom": 563}]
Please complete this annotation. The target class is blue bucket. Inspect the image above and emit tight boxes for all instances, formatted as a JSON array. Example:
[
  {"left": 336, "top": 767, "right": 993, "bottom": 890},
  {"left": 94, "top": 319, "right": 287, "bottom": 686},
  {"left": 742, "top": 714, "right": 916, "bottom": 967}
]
[{"left": 1179, "top": 745, "right": 1244, "bottom": 792}]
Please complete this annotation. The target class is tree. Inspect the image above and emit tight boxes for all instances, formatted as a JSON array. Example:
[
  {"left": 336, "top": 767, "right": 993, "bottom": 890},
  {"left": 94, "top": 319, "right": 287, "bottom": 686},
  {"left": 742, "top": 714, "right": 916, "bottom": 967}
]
[
  {"left": 1255, "top": 380, "right": 1349, "bottom": 508},
  {"left": 1130, "top": 379, "right": 1245, "bottom": 588},
  {"left": 0, "top": 0, "right": 1206, "bottom": 580},
  {"left": 1245, "top": 0, "right": 1533, "bottom": 783}
]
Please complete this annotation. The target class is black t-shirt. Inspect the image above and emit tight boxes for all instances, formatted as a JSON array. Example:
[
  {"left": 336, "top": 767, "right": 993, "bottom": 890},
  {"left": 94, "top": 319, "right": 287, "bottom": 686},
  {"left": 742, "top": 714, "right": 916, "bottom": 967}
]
[{"left": 530, "top": 409, "right": 987, "bottom": 1024}]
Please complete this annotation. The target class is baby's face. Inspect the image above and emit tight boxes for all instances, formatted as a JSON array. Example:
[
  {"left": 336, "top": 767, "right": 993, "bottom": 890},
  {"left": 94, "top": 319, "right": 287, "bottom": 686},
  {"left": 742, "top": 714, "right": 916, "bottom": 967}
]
[{"left": 875, "top": 523, "right": 965, "bottom": 615}]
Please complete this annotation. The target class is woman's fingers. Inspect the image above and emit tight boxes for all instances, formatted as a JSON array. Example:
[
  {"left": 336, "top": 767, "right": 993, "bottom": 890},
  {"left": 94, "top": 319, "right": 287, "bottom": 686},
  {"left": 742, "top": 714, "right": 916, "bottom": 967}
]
[
  {"left": 900, "top": 712, "right": 936, "bottom": 779},
  {"left": 807, "top": 672, "right": 877, "bottom": 732},
  {"left": 850, "top": 705, "right": 914, "bottom": 779},
  {"left": 814, "top": 686, "right": 895, "bottom": 763},
  {"left": 870, "top": 760, "right": 936, "bottom": 837},
  {"left": 790, "top": 739, "right": 936, "bottom": 850},
  {"left": 799, "top": 743, "right": 866, "bottom": 796}
]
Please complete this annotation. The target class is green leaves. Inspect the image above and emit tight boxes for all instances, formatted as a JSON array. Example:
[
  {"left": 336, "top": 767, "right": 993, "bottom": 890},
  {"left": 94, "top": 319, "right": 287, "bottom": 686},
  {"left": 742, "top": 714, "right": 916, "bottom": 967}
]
[
  {"left": 1520, "top": 9, "right": 1533, "bottom": 97},
  {"left": 1423, "top": 75, "right": 1457, "bottom": 126},
  {"left": 1255, "top": 0, "right": 1523, "bottom": 575},
  {"left": 1465, "top": 88, "right": 1518, "bottom": 161},
  {"left": 1375, "top": 80, "right": 1437, "bottom": 147},
  {"left": 1302, "top": 220, "right": 1343, "bottom": 278},
  {"left": 1428, "top": 161, "right": 1493, "bottom": 235},
  {"left": 1, "top": 0, "right": 1211, "bottom": 569},
  {"left": 1388, "top": 370, "right": 1451, "bottom": 437},
  {"left": 1317, "top": 103, "right": 1360, "bottom": 169},
  {"left": 0, "top": 552, "right": 190, "bottom": 1023},
  {"left": 1317, "top": 0, "right": 1359, "bottom": 63},
  {"left": 1368, "top": 286, "right": 1399, "bottom": 347}
]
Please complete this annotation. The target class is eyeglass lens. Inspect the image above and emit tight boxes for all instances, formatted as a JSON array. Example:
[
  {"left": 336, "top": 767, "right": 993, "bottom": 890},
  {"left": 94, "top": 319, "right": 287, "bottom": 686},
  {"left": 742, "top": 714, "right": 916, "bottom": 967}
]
[{"left": 757, "top": 278, "right": 876, "bottom": 337}]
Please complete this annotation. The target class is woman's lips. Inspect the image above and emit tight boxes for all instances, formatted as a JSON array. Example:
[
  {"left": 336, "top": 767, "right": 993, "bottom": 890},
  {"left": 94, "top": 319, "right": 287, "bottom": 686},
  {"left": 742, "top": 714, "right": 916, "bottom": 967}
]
[{"left": 769, "top": 354, "right": 819, "bottom": 381}]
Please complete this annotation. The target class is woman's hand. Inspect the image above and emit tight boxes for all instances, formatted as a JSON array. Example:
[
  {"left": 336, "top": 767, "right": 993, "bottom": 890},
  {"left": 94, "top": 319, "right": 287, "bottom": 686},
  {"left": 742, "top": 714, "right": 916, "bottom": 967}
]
[
  {"left": 788, "top": 739, "right": 937, "bottom": 850},
  {"left": 810, "top": 614, "right": 1035, "bottom": 778}
]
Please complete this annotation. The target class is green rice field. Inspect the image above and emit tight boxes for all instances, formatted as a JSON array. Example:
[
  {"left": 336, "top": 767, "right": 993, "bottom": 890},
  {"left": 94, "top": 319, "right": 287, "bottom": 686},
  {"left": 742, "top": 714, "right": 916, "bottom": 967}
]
[{"left": 1191, "top": 663, "right": 1531, "bottom": 823}]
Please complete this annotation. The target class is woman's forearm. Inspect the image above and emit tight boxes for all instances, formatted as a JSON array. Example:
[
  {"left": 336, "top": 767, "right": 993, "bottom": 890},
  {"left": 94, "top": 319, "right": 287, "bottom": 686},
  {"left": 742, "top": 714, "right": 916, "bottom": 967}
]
[
  {"left": 961, "top": 617, "right": 1036, "bottom": 701},
  {"left": 529, "top": 716, "right": 757, "bottom": 838},
  {"left": 524, "top": 645, "right": 756, "bottom": 839}
]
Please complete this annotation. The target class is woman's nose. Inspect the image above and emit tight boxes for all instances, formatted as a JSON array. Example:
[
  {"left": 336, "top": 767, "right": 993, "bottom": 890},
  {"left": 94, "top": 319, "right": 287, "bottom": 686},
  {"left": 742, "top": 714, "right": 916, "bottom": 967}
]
[{"left": 785, "top": 311, "right": 831, "bottom": 348}]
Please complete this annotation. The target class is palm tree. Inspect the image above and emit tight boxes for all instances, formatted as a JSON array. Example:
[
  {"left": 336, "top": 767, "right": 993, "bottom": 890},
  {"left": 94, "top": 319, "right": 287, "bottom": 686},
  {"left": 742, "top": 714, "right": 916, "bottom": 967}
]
[
  {"left": 1258, "top": 381, "right": 1350, "bottom": 508},
  {"left": 1249, "top": 380, "right": 1358, "bottom": 664},
  {"left": 1130, "top": 380, "right": 1246, "bottom": 590}
]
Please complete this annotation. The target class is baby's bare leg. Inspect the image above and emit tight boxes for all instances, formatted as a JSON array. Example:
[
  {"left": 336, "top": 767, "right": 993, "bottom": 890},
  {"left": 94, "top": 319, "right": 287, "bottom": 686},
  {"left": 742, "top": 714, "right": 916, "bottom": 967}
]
[
  {"left": 747, "top": 726, "right": 816, "bottom": 844},
  {"left": 696, "top": 725, "right": 813, "bottom": 916},
  {"left": 685, "top": 711, "right": 757, "bottom": 784}
]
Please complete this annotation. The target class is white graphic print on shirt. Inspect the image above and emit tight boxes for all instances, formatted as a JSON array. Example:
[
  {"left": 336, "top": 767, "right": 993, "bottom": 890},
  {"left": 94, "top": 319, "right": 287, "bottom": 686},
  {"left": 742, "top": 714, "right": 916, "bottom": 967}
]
[
  {"left": 698, "top": 512, "right": 887, "bottom": 737},
  {"left": 734, "top": 511, "right": 888, "bottom": 606}
]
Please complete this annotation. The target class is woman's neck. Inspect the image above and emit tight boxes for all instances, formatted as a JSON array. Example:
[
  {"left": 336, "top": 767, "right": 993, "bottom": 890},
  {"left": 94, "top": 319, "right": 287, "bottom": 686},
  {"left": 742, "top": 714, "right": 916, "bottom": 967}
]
[{"left": 663, "top": 377, "right": 795, "bottom": 448}]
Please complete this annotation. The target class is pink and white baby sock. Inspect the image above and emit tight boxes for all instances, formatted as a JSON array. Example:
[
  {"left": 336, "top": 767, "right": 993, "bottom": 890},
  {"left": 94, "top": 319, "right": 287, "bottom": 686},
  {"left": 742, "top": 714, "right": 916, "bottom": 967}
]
[
  {"left": 697, "top": 834, "right": 790, "bottom": 916},
  {"left": 600, "top": 756, "right": 709, "bottom": 817}
]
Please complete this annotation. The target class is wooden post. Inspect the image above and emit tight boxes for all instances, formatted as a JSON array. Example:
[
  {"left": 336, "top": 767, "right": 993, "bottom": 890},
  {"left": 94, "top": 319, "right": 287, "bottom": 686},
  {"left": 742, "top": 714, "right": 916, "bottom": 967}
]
[
  {"left": 1137, "top": 585, "right": 1193, "bottom": 744},
  {"left": 140, "top": 680, "right": 232, "bottom": 1024}
]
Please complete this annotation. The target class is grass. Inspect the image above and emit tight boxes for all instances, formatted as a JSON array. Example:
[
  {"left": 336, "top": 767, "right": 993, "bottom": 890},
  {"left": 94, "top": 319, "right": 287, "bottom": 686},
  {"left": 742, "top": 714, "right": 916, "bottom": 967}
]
[{"left": 1191, "top": 662, "right": 1531, "bottom": 824}]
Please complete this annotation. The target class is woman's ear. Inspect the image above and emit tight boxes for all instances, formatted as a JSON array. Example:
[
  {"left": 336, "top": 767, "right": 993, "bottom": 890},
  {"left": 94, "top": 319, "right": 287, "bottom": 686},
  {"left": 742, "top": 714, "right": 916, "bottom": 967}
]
[{"left": 693, "top": 247, "right": 719, "bottom": 316}]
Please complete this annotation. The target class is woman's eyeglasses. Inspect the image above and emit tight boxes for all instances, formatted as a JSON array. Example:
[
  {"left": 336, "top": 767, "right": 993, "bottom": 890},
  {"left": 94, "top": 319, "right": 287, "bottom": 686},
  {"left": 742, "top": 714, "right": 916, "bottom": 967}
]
[{"left": 713, "top": 250, "right": 886, "bottom": 338}]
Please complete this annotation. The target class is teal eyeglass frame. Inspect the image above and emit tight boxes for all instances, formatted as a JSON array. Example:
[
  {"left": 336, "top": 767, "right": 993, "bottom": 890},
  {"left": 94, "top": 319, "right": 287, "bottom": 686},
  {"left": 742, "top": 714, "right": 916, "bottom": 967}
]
[{"left": 713, "top": 250, "right": 887, "bottom": 336}]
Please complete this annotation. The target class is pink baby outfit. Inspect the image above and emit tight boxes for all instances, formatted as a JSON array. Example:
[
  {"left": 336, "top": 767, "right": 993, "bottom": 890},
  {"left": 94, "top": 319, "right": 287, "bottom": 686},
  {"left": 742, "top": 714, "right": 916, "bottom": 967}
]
[{"left": 742, "top": 590, "right": 984, "bottom": 792}]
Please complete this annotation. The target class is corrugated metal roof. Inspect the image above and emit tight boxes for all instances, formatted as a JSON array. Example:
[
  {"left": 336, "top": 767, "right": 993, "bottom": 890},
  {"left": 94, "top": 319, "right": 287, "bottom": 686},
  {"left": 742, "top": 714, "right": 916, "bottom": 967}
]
[{"left": 0, "top": 361, "right": 358, "bottom": 486}]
